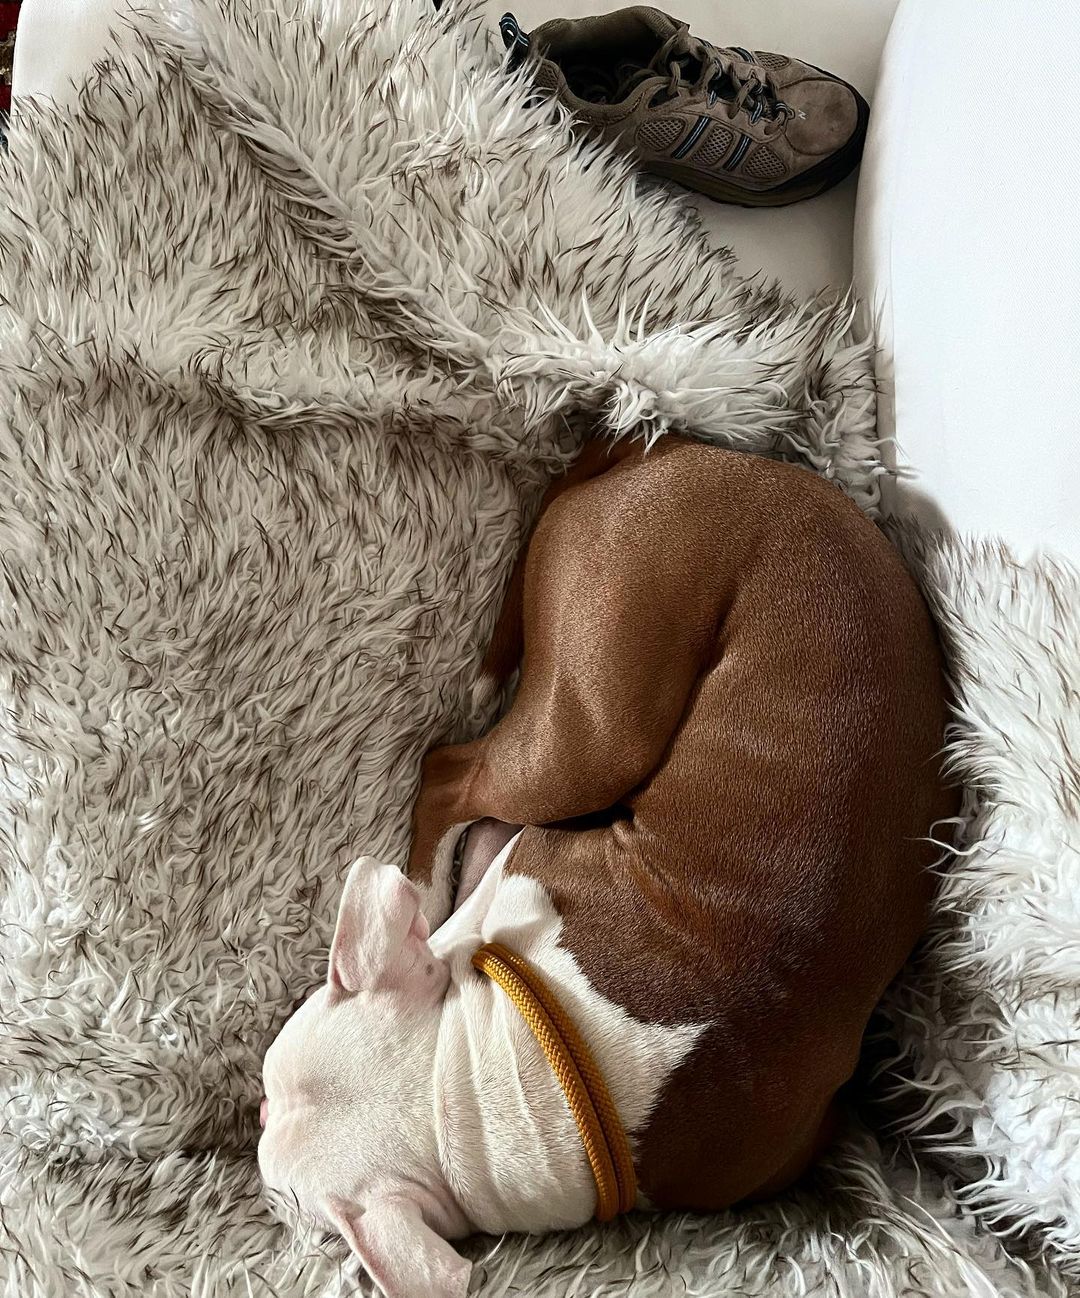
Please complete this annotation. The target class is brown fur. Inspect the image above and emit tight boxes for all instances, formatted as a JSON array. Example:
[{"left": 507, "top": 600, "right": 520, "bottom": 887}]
[{"left": 410, "top": 437, "right": 955, "bottom": 1210}]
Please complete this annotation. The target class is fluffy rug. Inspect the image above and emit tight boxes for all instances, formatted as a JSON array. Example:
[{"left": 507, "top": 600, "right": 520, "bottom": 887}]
[{"left": 0, "top": 0, "right": 1074, "bottom": 1294}]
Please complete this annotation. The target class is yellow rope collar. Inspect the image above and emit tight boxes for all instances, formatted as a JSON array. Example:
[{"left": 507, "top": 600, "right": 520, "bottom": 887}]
[{"left": 471, "top": 941, "right": 638, "bottom": 1222}]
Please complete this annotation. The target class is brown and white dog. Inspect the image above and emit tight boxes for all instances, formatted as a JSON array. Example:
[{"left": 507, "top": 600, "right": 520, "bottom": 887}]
[{"left": 258, "top": 437, "right": 954, "bottom": 1298}]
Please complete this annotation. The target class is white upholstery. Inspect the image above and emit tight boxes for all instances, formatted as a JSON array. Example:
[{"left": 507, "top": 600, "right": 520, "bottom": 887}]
[{"left": 855, "top": 0, "right": 1080, "bottom": 564}]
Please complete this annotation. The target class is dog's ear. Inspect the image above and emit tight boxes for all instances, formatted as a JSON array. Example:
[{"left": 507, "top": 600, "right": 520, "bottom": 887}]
[
  {"left": 326, "top": 1195, "right": 471, "bottom": 1298},
  {"left": 328, "top": 858, "right": 447, "bottom": 1000}
]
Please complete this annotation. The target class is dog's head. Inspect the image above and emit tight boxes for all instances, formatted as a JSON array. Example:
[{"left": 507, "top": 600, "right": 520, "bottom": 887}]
[{"left": 259, "top": 857, "right": 471, "bottom": 1298}]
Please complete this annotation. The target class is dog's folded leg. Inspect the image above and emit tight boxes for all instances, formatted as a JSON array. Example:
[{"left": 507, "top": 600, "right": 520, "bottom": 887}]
[
  {"left": 458, "top": 452, "right": 722, "bottom": 827},
  {"left": 410, "top": 443, "right": 725, "bottom": 888}
]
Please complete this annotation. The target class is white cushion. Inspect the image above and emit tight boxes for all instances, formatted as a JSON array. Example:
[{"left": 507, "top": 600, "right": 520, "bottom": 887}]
[{"left": 855, "top": 0, "right": 1080, "bottom": 564}]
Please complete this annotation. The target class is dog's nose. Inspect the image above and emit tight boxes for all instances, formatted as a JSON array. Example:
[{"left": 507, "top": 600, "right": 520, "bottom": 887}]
[{"left": 259, "top": 1097, "right": 269, "bottom": 1130}]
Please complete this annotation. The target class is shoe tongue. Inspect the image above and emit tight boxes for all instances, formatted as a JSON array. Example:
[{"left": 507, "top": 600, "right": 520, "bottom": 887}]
[{"left": 610, "top": 58, "right": 655, "bottom": 100}]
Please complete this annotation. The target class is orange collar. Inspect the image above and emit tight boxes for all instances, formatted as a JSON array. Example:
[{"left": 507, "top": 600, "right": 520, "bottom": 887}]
[{"left": 471, "top": 941, "right": 637, "bottom": 1222}]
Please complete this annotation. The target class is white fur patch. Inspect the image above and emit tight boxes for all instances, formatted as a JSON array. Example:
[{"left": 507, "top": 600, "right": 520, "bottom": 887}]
[{"left": 430, "top": 836, "right": 702, "bottom": 1233}]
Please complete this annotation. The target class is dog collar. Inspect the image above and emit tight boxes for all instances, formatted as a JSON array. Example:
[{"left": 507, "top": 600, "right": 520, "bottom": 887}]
[{"left": 471, "top": 941, "right": 638, "bottom": 1222}]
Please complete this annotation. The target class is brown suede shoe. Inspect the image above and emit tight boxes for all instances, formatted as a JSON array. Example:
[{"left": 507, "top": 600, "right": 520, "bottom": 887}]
[{"left": 500, "top": 7, "right": 869, "bottom": 207}]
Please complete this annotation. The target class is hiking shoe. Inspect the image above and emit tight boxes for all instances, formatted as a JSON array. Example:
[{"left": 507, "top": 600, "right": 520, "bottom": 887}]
[{"left": 500, "top": 7, "right": 869, "bottom": 207}]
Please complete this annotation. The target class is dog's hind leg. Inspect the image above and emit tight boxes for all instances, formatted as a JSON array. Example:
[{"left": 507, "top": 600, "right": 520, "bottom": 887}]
[{"left": 408, "top": 438, "right": 724, "bottom": 881}]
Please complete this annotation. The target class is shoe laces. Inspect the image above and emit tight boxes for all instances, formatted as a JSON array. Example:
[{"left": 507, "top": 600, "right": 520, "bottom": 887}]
[{"left": 624, "top": 27, "right": 796, "bottom": 133}]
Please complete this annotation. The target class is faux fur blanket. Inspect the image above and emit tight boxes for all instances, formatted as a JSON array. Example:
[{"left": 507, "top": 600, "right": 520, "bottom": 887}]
[{"left": 0, "top": 1, "right": 1075, "bottom": 1294}]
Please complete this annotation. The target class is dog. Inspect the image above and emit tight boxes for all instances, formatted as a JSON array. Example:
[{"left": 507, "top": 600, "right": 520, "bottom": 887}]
[{"left": 258, "top": 436, "right": 954, "bottom": 1298}]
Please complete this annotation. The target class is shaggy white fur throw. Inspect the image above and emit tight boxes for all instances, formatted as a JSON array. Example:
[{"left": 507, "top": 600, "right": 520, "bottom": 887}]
[
  {"left": 0, "top": 0, "right": 1074, "bottom": 1294},
  {"left": 883, "top": 535, "right": 1080, "bottom": 1289}
]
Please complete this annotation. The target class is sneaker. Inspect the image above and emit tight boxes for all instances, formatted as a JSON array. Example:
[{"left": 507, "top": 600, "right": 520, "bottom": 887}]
[{"left": 500, "top": 7, "right": 869, "bottom": 207}]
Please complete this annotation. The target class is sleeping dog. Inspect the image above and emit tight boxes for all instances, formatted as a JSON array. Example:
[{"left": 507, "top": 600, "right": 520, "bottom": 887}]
[{"left": 258, "top": 437, "right": 954, "bottom": 1297}]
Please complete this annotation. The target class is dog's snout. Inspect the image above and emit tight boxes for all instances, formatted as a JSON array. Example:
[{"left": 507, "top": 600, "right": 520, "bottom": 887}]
[{"left": 259, "top": 1097, "right": 269, "bottom": 1130}]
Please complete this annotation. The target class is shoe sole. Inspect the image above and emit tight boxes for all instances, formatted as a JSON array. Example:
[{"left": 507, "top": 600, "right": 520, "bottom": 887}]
[{"left": 644, "top": 71, "right": 871, "bottom": 209}]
